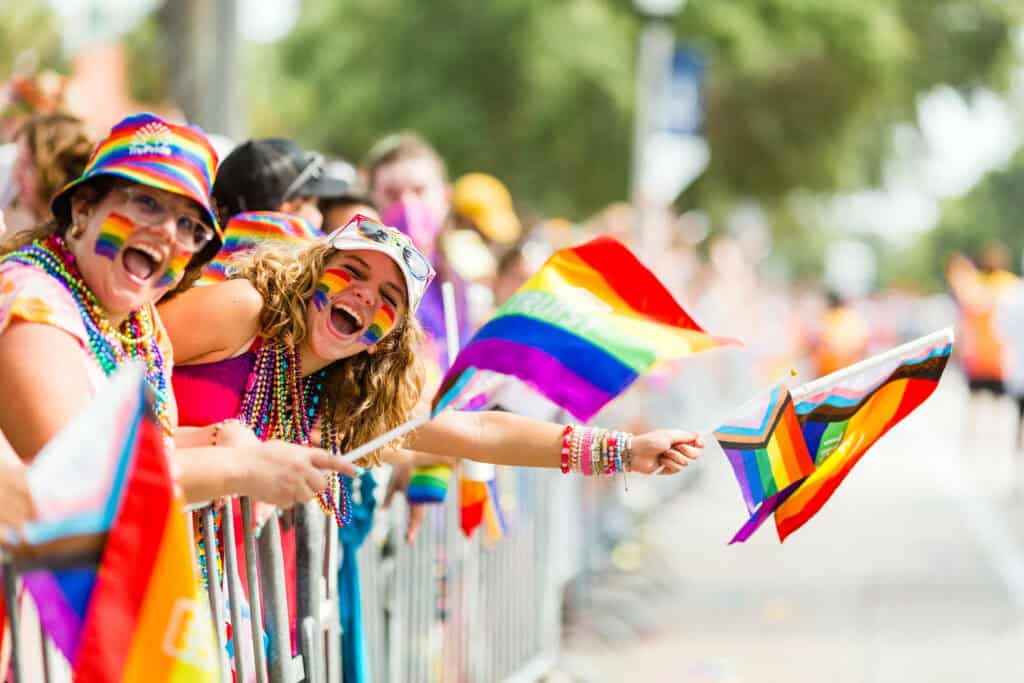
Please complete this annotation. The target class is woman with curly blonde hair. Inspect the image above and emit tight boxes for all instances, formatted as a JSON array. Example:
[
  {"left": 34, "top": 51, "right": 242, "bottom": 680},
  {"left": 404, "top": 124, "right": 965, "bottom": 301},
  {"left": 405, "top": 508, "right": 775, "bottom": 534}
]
[{"left": 162, "top": 214, "right": 704, "bottom": 494}]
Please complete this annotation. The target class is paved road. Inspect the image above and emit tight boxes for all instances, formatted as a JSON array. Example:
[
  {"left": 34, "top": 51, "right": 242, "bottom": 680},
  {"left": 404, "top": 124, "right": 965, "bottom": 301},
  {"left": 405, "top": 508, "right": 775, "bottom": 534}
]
[{"left": 561, "top": 371, "right": 1024, "bottom": 682}]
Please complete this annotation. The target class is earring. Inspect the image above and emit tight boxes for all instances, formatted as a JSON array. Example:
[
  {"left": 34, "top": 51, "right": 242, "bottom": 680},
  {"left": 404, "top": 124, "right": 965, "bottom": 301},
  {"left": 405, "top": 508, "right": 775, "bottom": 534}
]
[{"left": 68, "top": 220, "right": 85, "bottom": 239}]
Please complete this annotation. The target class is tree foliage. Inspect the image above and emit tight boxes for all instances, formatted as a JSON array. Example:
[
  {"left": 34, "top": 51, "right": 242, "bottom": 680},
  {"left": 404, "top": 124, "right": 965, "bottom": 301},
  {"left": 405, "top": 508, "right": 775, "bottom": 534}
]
[{"left": 251, "top": 0, "right": 1021, "bottom": 223}]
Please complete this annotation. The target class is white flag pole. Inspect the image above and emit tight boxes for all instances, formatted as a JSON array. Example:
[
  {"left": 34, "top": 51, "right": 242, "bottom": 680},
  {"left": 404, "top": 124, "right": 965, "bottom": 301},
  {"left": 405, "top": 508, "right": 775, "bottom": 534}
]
[
  {"left": 790, "top": 326, "right": 954, "bottom": 403},
  {"left": 441, "top": 282, "right": 496, "bottom": 481},
  {"left": 441, "top": 281, "right": 460, "bottom": 368}
]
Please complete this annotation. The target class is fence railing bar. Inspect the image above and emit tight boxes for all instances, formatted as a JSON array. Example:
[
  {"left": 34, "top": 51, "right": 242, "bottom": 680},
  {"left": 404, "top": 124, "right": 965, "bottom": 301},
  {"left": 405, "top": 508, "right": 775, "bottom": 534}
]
[
  {"left": 257, "top": 515, "right": 292, "bottom": 683},
  {"left": 240, "top": 496, "right": 269, "bottom": 683},
  {"left": 324, "top": 526, "right": 341, "bottom": 683},
  {"left": 4, "top": 559, "right": 25, "bottom": 683},
  {"left": 201, "top": 507, "right": 232, "bottom": 683},
  {"left": 220, "top": 498, "right": 252, "bottom": 683},
  {"left": 294, "top": 502, "right": 325, "bottom": 683}
]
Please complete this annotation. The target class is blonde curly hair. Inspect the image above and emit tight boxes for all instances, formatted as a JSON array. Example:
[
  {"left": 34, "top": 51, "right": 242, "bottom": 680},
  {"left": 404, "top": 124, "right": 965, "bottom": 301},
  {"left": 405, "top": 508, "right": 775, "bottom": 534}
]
[{"left": 234, "top": 241, "right": 425, "bottom": 466}]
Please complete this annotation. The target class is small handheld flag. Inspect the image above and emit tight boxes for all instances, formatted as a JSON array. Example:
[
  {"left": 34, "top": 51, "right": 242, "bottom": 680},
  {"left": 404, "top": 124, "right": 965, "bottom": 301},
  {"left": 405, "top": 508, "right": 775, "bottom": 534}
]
[{"left": 714, "top": 328, "right": 954, "bottom": 543}]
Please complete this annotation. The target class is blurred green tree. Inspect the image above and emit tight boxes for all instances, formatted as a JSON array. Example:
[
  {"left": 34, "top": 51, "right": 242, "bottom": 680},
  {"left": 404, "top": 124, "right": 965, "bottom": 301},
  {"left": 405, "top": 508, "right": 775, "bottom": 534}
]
[
  {"left": 0, "top": 2, "right": 63, "bottom": 84},
  {"left": 906, "top": 151, "right": 1024, "bottom": 288},
  {"left": 250, "top": 0, "right": 1021, "bottom": 224}
]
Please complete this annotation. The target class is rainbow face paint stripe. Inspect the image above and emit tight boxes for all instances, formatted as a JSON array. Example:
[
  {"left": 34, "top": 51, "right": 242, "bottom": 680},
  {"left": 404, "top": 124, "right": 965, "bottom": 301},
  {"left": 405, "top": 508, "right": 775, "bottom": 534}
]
[
  {"left": 361, "top": 303, "right": 396, "bottom": 345},
  {"left": 94, "top": 213, "right": 135, "bottom": 261},
  {"left": 156, "top": 252, "right": 191, "bottom": 288},
  {"left": 313, "top": 268, "right": 352, "bottom": 310}
]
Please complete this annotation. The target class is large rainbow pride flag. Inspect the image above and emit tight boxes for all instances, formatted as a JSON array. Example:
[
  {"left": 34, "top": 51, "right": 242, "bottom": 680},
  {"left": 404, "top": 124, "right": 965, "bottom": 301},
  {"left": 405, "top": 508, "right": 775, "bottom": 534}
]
[
  {"left": 436, "top": 236, "right": 733, "bottom": 422},
  {"left": 713, "top": 328, "right": 954, "bottom": 543},
  {"left": 17, "top": 364, "right": 218, "bottom": 680}
]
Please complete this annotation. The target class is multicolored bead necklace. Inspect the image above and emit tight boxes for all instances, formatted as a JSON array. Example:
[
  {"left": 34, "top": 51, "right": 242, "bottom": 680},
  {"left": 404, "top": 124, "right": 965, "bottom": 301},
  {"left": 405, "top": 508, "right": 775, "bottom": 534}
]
[
  {"left": 238, "top": 340, "right": 352, "bottom": 527},
  {"left": 0, "top": 237, "right": 172, "bottom": 435}
]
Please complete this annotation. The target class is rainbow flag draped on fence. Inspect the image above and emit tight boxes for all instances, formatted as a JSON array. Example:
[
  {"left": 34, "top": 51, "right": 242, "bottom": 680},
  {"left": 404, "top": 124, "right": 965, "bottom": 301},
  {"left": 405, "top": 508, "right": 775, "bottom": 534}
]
[
  {"left": 15, "top": 364, "right": 217, "bottom": 680},
  {"left": 714, "top": 328, "right": 954, "bottom": 543},
  {"left": 713, "top": 385, "right": 816, "bottom": 544},
  {"left": 437, "top": 236, "right": 733, "bottom": 422}
]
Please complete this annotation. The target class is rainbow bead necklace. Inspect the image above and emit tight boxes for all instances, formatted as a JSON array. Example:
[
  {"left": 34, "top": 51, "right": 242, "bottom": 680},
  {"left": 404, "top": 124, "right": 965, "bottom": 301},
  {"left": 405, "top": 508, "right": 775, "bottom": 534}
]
[
  {"left": 0, "top": 237, "right": 172, "bottom": 435},
  {"left": 238, "top": 341, "right": 352, "bottom": 526}
]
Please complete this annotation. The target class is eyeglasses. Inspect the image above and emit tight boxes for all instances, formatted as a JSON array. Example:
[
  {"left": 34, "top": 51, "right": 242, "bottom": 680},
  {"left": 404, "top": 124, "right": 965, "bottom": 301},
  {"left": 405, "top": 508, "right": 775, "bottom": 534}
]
[
  {"left": 353, "top": 217, "right": 432, "bottom": 281},
  {"left": 117, "top": 186, "right": 217, "bottom": 252},
  {"left": 282, "top": 152, "right": 325, "bottom": 201}
]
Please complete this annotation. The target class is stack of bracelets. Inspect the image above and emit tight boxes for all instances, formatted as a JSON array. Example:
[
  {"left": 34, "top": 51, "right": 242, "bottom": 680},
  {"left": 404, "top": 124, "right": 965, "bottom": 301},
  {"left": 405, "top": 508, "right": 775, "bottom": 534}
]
[{"left": 560, "top": 424, "right": 634, "bottom": 475}]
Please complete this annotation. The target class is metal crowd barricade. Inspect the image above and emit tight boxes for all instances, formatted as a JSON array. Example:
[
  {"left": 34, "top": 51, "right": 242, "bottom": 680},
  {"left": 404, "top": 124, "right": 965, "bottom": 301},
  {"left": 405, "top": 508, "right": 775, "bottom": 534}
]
[{"left": 3, "top": 462, "right": 575, "bottom": 683}]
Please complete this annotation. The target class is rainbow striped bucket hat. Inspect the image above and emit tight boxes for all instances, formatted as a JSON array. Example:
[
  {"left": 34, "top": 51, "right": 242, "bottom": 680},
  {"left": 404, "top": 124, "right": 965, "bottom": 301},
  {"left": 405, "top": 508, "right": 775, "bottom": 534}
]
[{"left": 51, "top": 112, "right": 221, "bottom": 248}]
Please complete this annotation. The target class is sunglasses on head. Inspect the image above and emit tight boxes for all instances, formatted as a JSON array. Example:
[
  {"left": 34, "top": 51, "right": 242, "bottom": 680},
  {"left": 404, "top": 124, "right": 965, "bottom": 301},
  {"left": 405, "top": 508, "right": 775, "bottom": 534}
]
[
  {"left": 351, "top": 216, "right": 432, "bottom": 281},
  {"left": 282, "top": 151, "right": 325, "bottom": 200}
]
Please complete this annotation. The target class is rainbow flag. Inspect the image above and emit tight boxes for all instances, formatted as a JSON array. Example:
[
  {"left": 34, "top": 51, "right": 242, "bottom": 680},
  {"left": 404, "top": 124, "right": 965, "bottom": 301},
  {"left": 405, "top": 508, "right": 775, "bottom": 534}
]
[
  {"left": 716, "top": 329, "right": 953, "bottom": 543},
  {"left": 16, "top": 364, "right": 217, "bottom": 679},
  {"left": 774, "top": 331, "right": 952, "bottom": 541},
  {"left": 200, "top": 211, "right": 322, "bottom": 284},
  {"left": 712, "top": 385, "right": 816, "bottom": 544},
  {"left": 18, "top": 363, "right": 149, "bottom": 661},
  {"left": 73, "top": 405, "right": 219, "bottom": 681},
  {"left": 437, "top": 236, "right": 733, "bottom": 421}
]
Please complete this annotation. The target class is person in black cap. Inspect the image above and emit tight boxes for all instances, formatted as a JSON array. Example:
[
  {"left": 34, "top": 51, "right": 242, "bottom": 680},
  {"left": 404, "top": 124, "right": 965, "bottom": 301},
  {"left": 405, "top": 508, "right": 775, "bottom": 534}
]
[{"left": 212, "top": 138, "right": 349, "bottom": 230}]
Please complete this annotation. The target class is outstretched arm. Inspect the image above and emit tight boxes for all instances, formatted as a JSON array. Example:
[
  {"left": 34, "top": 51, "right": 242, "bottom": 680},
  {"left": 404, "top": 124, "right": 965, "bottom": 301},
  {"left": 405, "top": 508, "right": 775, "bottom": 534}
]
[{"left": 405, "top": 408, "right": 703, "bottom": 475}]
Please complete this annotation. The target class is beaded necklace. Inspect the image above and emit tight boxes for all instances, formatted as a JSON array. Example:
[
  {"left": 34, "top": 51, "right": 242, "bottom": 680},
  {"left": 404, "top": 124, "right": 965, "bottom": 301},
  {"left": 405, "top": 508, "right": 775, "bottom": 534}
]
[
  {"left": 0, "top": 237, "right": 172, "bottom": 435},
  {"left": 238, "top": 340, "right": 352, "bottom": 527}
]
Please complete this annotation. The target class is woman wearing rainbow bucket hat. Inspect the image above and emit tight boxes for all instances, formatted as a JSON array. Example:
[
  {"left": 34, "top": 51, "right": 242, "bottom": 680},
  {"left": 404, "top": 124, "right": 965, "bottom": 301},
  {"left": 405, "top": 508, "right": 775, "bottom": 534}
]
[{"left": 0, "top": 113, "right": 356, "bottom": 505}]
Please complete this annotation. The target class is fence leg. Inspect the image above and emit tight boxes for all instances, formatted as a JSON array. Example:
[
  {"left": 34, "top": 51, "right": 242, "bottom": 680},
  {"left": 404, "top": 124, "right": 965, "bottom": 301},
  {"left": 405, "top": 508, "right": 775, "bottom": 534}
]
[
  {"left": 295, "top": 501, "right": 325, "bottom": 683},
  {"left": 324, "top": 524, "right": 341, "bottom": 683},
  {"left": 3, "top": 561, "right": 25, "bottom": 683},
  {"left": 258, "top": 513, "right": 293, "bottom": 683},
  {"left": 202, "top": 507, "right": 233, "bottom": 683},
  {"left": 241, "top": 497, "right": 269, "bottom": 683},
  {"left": 221, "top": 500, "right": 253, "bottom": 683}
]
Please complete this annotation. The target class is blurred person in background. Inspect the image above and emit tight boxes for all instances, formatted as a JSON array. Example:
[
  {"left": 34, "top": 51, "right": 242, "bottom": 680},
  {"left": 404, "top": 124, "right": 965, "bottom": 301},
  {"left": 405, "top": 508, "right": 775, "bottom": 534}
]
[
  {"left": 185, "top": 138, "right": 349, "bottom": 288},
  {"left": 995, "top": 275, "right": 1024, "bottom": 451},
  {"left": 318, "top": 157, "right": 381, "bottom": 229},
  {"left": 448, "top": 172, "right": 522, "bottom": 282},
  {"left": 363, "top": 132, "right": 472, "bottom": 369},
  {"left": 2, "top": 112, "right": 94, "bottom": 234},
  {"left": 812, "top": 290, "right": 870, "bottom": 378},
  {"left": 320, "top": 189, "right": 379, "bottom": 230},
  {"left": 212, "top": 138, "right": 348, "bottom": 229},
  {"left": 947, "top": 247, "right": 1018, "bottom": 385},
  {"left": 947, "top": 245, "right": 1019, "bottom": 442}
]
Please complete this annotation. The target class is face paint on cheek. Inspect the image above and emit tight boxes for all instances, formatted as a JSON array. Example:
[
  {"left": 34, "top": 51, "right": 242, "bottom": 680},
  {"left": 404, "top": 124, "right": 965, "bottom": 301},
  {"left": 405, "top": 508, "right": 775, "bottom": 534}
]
[
  {"left": 313, "top": 268, "right": 352, "bottom": 310},
  {"left": 361, "top": 303, "right": 396, "bottom": 345},
  {"left": 93, "top": 212, "right": 135, "bottom": 261},
  {"left": 156, "top": 252, "right": 192, "bottom": 288}
]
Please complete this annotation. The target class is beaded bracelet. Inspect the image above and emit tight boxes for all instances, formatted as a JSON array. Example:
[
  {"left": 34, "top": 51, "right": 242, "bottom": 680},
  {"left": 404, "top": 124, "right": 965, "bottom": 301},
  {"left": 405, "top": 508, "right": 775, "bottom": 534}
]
[
  {"left": 560, "top": 425, "right": 634, "bottom": 477},
  {"left": 560, "top": 425, "right": 572, "bottom": 474}
]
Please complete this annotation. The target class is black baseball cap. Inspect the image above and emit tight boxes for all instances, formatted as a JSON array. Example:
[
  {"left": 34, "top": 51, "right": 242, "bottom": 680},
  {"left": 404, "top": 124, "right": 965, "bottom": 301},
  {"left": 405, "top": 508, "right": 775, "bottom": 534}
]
[{"left": 212, "top": 138, "right": 349, "bottom": 218}]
